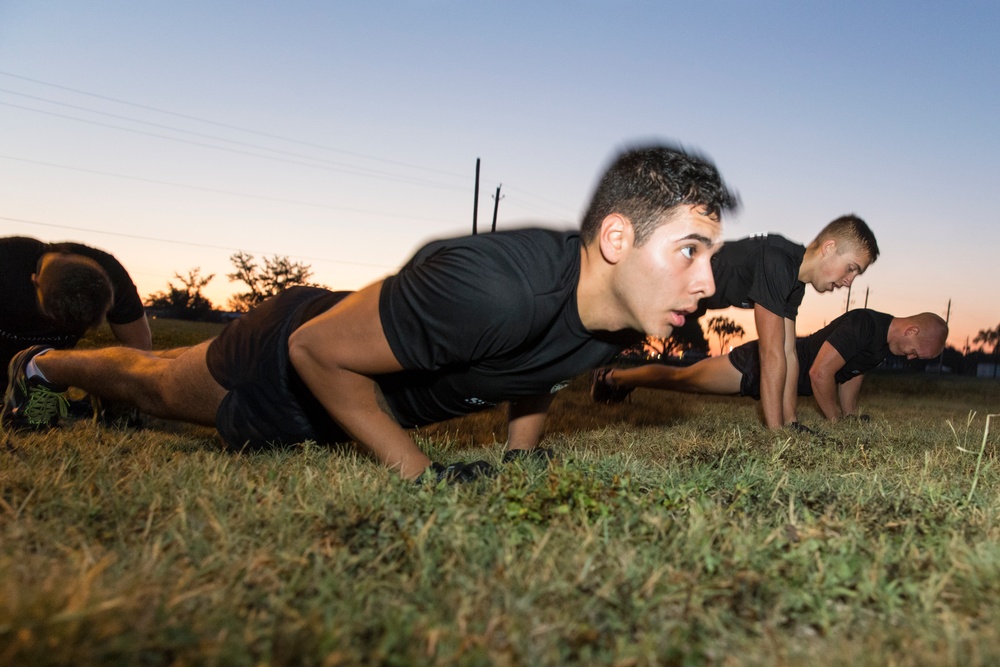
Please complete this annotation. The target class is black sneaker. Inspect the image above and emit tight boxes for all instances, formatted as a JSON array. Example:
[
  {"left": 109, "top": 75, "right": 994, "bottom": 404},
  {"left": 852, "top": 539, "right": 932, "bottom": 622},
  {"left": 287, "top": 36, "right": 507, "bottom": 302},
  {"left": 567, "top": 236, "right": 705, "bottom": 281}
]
[
  {"left": 91, "top": 395, "right": 146, "bottom": 429},
  {"left": 2, "top": 346, "right": 69, "bottom": 429},
  {"left": 502, "top": 447, "right": 555, "bottom": 464},
  {"left": 589, "top": 367, "right": 634, "bottom": 405}
]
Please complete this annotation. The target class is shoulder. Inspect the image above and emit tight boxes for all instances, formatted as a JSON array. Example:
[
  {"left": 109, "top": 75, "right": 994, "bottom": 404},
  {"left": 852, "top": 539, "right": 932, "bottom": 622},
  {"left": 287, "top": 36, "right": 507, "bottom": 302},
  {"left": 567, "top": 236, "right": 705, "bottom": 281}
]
[
  {"left": 827, "top": 309, "right": 869, "bottom": 330},
  {"left": 759, "top": 234, "right": 805, "bottom": 264},
  {"left": 826, "top": 310, "right": 881, "bottom": 347},
  {"left": 0, "top": 236, "right": 46, "bottom": 255},
  {"left": 407, "top": 228, "right": 579, "bottom": 286},
  {"left": 0, "top": 237, "right": 48, "bottom": 283},
  {"left": 52, "top": 241, "right": 119, "bottom": 262},
  {"left": 869, "top": 310, "right": 894, "bottom": 328},
  {"left": 413, "top": 227, "right": 576, "bottom": 256},
  {"left": 49, "top": 241, "right": 130, "bottom": 276},
  {"left": 717, "top": 234, "right": 801, "bottom": 264}
]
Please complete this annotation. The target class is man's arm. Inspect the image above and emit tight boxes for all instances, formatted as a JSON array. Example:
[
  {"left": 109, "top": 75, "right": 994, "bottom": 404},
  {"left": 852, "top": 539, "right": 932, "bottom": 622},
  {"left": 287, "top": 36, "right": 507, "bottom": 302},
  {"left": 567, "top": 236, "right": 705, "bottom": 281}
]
[
  {"left": 808, "top": 341, "right": 848, "bottom": 421},
  {"left": 754, "top": 303, "right": 788, "bottom": 429},
  {"left": 288, "top": 281, "right": 432, "bottom": 480},
  {"left": 506, "top": 393, "right": 556, "bottom": 452},
  {"left": 837, "top": 374, "right": 864, "bottom": 416},
  {"left": 781, "top": 316, "right": 799, "bottom": 425},
  {"left": 109, "top": 315, "right": 152, "bottom": 350}
]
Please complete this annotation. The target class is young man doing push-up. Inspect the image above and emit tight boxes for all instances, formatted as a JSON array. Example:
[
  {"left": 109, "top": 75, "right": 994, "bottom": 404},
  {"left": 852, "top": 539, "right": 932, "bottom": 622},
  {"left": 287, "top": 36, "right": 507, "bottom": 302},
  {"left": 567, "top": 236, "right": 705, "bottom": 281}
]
[
  {"left": 593, "top": 216, "right": 880, "bottom": 429},
  {"left": 3, "top": 143, "right": 738, "bottom": 482},
  {"left": 591, "top": 309, "right": 947, "bottom": 424}
]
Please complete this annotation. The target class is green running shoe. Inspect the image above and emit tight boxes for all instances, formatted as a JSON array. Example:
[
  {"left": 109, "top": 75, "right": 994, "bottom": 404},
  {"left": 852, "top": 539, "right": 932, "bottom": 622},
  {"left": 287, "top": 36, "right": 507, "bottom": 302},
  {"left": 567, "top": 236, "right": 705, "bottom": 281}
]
[{"left": 2, "top": 346, "right": 69, "bottom": 429}]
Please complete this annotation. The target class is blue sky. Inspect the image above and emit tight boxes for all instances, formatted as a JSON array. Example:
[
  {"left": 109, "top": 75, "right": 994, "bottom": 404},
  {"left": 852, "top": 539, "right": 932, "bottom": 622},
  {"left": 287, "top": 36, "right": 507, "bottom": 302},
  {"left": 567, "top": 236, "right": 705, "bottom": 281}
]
[{"left": 1, "top": 1, "right": 997, "bottom": 350}]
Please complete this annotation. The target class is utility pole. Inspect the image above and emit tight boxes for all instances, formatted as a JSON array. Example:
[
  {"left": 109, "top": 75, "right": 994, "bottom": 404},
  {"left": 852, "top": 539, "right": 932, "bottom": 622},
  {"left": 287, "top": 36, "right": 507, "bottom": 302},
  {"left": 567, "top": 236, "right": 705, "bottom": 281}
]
[
  {"left": 937, "top": 298, "right": 951, "bottom": 373},
  {"left": 864, "top": 286, "right": 869, "bottom": 308},
  {"left": 472, "top": 158, "right": 481, "bottom": 235},
  {"left": 845, "top": 284, "right": 852, "bottom": 312},
  {"left": 490, "top": 184, "right": 503, "bottom": 233}
]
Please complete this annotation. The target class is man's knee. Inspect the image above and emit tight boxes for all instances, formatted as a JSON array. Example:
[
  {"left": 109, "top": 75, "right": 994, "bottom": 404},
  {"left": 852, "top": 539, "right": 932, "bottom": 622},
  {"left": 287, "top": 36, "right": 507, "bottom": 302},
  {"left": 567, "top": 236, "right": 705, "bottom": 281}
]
[{"left": 155, "top": 344, "right": 226, "bottom": 423}]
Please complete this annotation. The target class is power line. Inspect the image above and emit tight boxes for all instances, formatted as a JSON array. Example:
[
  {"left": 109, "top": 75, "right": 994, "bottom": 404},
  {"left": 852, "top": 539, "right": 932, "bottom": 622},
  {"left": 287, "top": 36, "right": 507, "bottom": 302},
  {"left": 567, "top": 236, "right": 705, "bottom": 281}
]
[
  {"left": 0, "top": 70, "right": 582, "bottom": 223},
  {"left": 0, "top": 214, "right": 400, "bottom": 271},
  {"left": 0, "top": 87, "right": 471, "bottom": 186},
  {"left": 0, "top": 154, "right": 460, "bottom": 224},
  {"left": 1, "top": 100, "right": 470, "bottom": 192},
  {"left": 0, "top": 70, "right": 467, "bottom": 180}
]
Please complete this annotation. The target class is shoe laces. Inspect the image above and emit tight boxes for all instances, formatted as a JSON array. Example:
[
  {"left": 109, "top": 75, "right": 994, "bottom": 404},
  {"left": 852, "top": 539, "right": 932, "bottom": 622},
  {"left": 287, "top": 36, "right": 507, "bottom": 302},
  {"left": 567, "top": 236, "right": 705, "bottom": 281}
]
[{"left": 21, "top": 384, "right": 69, "bottom": 426}]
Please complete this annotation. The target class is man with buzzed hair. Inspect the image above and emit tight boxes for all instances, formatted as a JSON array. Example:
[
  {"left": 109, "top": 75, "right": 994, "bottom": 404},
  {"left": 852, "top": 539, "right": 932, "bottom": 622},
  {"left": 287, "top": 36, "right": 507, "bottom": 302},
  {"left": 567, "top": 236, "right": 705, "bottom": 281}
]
[
  {"left": 4, "top": 143, "right": 739, "bottom": 483},
  {"left": 0, "top": 236, "right": 151, "bottom": 386},
  {"left": 591, "top": 309, "right": 947, "bottom": 424},
  {"left": 592, "top": 215, "right": 880, "bottom": 429}
]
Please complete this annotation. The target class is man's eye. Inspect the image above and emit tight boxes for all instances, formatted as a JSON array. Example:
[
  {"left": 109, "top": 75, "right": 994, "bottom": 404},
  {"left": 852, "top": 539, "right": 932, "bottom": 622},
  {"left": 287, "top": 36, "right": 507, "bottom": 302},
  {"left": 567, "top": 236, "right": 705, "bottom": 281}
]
[{"left": 681, "top": 246, "right": 695, "bottom": 259}]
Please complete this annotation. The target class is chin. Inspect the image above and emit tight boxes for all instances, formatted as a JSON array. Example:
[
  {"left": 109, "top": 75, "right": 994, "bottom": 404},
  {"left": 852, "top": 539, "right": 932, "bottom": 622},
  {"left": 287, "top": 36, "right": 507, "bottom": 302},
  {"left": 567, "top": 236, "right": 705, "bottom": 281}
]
[{"left": 652, "top": 324, "right": 675, "bottom": 339}]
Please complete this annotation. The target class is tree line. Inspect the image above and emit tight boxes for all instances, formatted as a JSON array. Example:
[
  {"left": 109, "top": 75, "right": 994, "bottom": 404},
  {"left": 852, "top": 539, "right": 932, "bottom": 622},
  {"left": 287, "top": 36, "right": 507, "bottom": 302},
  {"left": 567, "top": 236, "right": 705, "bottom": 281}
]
[
  {"left": 144, "top": 252, "right": 323, "bottom": 321},
  {"left": 145, "top": 257, "right": 1000, "bottom": 377}
]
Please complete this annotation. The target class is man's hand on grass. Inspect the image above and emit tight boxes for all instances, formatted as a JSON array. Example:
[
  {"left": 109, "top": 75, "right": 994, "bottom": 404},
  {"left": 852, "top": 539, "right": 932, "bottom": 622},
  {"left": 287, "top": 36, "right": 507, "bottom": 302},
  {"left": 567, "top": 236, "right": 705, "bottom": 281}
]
[{"left": 416, "top": 460, "right": 496, "bottom": 485}]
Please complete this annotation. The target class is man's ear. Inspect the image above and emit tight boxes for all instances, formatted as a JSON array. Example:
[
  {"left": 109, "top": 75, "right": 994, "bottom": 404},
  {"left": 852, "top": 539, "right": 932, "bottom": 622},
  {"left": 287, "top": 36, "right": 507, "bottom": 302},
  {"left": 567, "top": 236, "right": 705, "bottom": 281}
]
[
  {"left": 822, "top": 238, "right": 837, "bottom": 256},
  {"left": 598, "top": 213, "right": 632, "bottom": 264}
]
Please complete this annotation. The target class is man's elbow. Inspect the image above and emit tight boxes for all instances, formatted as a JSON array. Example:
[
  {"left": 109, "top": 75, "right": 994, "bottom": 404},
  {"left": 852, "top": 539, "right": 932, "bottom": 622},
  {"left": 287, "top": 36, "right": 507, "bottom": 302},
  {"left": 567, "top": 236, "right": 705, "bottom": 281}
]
[{"left": 287, "top": 328, "right": 318, "bottom": 374}]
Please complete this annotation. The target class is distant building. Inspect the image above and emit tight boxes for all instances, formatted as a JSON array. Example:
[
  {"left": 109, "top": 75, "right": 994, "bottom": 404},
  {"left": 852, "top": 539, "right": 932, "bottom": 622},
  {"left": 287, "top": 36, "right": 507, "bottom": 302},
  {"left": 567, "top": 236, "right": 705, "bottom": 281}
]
[{"left": 977, "top": 363, "right": 999, "bottom": 378}]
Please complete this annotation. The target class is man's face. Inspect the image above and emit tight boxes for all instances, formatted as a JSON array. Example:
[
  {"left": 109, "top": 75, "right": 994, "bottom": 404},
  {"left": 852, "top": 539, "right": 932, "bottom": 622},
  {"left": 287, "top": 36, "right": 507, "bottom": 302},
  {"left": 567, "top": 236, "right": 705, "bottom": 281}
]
[
  {"left": 811, "top": 242, "right": 871, "bottom": 293},
  {"left": 613, "top": 204, "right": 722, "bottom": 339},
  {"left": 889, "top": 332, "right": 943, "bottom": 360}
]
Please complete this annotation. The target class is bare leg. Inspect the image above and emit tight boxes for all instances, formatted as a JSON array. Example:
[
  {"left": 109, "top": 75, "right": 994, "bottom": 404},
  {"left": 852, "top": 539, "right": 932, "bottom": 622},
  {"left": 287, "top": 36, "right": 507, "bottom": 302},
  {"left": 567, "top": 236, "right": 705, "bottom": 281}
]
[
  {"left": 34, "top": 340, "right": 226, "bottom": 426},
  {"left": 152, "top": 347, "right": 192, "bottom": 359},
  {"left": 609, "top": 355, "right": 744, "bottom": 395}
]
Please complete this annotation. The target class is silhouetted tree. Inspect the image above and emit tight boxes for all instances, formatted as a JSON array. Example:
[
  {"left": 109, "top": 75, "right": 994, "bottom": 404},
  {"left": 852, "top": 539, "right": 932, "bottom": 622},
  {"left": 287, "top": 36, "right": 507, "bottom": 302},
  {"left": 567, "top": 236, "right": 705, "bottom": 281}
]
[
  {"left": 661, "top": 317, "right": 710, "bottom": 357},
  {"left": 145, "top": 269, "right": 218, "bottom": 321},
  {"left": 227, "top": 251, "right": 322, "bottom": 312},
  {"left": 974, "top": 323, "right": 1000, "bottom": 377},
  {"left": 620, "top": 318, "right": 709, "bottom": 362},
  {"left": 707, "top": 316, "right": 746, "bottom": 355}
]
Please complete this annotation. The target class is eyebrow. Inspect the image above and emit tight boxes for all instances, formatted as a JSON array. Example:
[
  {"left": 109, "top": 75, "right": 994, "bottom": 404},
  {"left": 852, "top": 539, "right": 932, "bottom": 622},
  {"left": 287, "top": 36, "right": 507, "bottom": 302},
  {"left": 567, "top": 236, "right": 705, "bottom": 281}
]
[{"left": 679, "top": 233, "right": 720, "bottom": 249}]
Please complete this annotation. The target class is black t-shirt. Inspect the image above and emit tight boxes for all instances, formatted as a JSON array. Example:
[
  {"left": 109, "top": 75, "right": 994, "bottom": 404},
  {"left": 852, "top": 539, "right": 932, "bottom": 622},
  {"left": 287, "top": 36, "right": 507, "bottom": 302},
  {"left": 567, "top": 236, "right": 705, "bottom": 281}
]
[
  {"left": 793, "top": 309, "right": 893, "bottom": 394},
  {"left": 0, "top": 236, "right": 145, "bottom": 353},
  {"left": 375, "top": 228, "right": 637, "bottom": 427},
  {"left": 702, "top": 233, "right": 806, "bottom": 318}
]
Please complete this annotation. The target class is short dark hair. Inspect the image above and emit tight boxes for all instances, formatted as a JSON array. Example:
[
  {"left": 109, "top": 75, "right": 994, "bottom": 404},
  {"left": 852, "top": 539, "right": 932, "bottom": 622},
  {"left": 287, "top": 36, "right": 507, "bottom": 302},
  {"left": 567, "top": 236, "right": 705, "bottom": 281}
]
[
  {"left": 38, "top": 254, "right": 114, "bottom": 332},
  {"left": 580, "top": 143, "right": 739, "bottom": 246},
  {"left": 813, "top": 214, "right": 880, "bottom": 262}
]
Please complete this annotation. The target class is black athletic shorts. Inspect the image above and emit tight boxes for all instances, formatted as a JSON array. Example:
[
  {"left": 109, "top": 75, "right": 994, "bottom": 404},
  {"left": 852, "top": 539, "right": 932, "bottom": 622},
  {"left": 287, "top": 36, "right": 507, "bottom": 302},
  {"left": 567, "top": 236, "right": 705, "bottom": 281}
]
[
  {"left": 206, "top": 286, "right": 352, "bottom": 450},
  {"left": 727, "top": 340, "right": 762, "bottom": 400}
]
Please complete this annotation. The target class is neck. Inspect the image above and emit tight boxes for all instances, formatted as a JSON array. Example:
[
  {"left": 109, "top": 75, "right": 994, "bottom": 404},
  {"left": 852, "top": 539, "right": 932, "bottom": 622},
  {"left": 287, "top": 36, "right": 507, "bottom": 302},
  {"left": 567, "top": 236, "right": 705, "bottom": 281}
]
[
  {"left": 798, "top": 244, "right": 820, "bottom": 283},
  {"left": 576, "top": 243, "right": 619, "bottom": 331},
  {"left": 886, "top": 317, "right": 904, "bottom": 343}
]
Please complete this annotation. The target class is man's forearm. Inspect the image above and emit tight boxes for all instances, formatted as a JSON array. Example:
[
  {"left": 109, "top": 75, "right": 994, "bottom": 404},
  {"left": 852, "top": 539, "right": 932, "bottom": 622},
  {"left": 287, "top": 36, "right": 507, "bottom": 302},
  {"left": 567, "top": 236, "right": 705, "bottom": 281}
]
[
  {"left": 290, "top": 348, "right": 431, "bottom": 479},
  {"left": 332, "top": 380, "right": 430, "bottom": 478},
  {"left": 810, "top": 373, "right": 842, "bottom": 420},
  {"left": 759, "top": 352, "right": 786, "bottom": 428},
  {"left": 110, "top": 315, "right": 152, "bottom": 351},
  {"left": 782, "top": 354, "right": 799, "bottom": 424},
  {"left": 838, "top": 376, "right": 864, "bottom": 416},
  {"left": 507, "top": 394, "right": 554, "bottom": 451}
]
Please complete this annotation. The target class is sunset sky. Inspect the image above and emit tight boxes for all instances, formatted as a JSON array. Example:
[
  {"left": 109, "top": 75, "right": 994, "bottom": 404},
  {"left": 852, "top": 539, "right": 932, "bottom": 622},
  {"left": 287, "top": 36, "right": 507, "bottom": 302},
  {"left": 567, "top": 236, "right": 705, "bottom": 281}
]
[{"left": 1, "top": 2, "right": 997, "bottom": 352}]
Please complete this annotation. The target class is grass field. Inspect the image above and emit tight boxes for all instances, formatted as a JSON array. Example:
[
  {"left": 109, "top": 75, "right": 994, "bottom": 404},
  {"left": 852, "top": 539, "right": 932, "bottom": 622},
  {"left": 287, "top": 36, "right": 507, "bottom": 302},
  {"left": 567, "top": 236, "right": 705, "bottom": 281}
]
[{"left": 2, "top": 322, "right": 999, "bottom": 665}]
